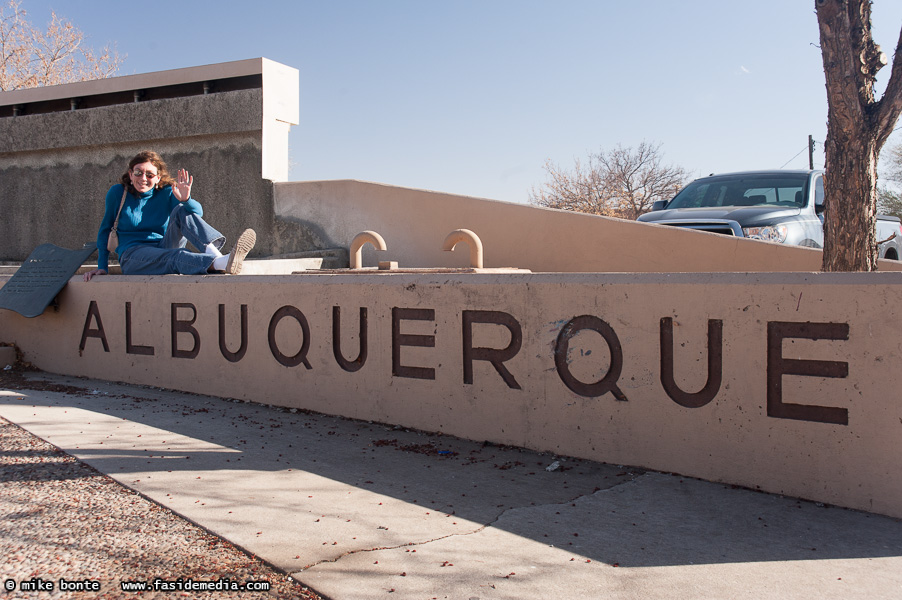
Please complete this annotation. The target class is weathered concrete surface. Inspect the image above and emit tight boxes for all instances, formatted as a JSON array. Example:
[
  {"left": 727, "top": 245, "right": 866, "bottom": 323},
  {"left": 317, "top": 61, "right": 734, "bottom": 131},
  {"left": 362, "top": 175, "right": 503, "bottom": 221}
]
[
  {"left": 1, "top": 374, "right": 899, "bottom": 600},
  {"left": 0, "top": 58, "right": 317, "bottom": 262},
  {"left": 2, "top": 270, "right": 901, "bottom": 518}
]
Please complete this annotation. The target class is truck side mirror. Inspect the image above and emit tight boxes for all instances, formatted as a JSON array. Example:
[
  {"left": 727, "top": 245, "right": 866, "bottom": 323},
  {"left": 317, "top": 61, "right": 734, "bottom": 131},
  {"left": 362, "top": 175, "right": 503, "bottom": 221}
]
[{"left": 651, "top": 200, "right": 668, "bottom": 211}]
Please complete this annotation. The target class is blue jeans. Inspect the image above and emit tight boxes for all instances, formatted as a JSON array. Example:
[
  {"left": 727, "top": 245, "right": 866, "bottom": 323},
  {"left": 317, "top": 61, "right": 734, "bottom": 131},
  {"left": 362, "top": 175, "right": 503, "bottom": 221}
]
[{"left": 120, "top": 205, "right": 226, "bottom": 275}]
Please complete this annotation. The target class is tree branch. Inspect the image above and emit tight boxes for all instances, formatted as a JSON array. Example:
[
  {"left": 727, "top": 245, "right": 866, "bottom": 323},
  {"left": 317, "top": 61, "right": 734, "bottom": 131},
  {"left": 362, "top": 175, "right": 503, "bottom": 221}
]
[{"left": 875, "top": 24, "right": 902, "bottom": 151}]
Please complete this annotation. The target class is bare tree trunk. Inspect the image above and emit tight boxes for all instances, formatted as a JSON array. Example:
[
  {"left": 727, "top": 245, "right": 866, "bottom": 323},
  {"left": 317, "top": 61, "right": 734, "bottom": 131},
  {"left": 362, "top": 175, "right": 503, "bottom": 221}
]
[
  {"left": 816, "top": 0, "right": 902, "bottom": 271},
  {"left": 821, "top": 126, "right": 879, "bottom": 271}
]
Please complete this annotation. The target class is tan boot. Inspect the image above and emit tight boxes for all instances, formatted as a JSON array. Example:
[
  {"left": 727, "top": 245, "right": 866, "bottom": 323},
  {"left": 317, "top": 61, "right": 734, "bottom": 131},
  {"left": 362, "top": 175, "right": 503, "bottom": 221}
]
[{"left": 225, "top": 229, "right": 256, "bottom": 274}]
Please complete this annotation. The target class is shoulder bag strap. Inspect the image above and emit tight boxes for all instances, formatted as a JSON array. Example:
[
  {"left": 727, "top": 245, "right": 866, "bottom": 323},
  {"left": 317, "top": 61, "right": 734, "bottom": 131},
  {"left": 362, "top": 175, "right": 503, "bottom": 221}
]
[{"left": 111, "top": 188, "right": 127, "bottom": 235}]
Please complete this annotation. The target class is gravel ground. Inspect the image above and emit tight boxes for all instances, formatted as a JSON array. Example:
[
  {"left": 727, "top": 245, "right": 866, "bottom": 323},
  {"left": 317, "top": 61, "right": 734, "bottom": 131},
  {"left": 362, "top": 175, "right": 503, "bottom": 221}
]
[{"left": 0, "top": 369, "right": 324, "bottom": 600}]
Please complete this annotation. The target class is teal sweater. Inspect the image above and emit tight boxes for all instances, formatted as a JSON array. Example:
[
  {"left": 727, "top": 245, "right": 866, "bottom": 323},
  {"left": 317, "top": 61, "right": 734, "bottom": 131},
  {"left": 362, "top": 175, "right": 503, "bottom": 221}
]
[{"left": 96, "top": 184, "right": 203, "bottom": 271}]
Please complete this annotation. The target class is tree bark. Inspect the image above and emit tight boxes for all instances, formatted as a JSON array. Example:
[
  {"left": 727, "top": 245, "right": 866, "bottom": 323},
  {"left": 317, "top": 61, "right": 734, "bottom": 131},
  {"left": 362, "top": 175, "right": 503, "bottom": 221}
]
[{"left": 816, "top": 0, "right": 902, "bottom": 271}]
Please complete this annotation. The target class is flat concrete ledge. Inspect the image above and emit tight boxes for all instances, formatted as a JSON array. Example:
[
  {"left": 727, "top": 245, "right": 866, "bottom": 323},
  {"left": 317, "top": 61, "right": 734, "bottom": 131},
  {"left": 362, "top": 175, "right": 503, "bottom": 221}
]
[
  {"left": 267, "top": 247, "right": 349, "bottom": 269},
  {"left": 2, "top": 255, "right": 345, "bottom": 277},
  {"left": 242, "top": 258, "right": 325, "bottom": 274}
]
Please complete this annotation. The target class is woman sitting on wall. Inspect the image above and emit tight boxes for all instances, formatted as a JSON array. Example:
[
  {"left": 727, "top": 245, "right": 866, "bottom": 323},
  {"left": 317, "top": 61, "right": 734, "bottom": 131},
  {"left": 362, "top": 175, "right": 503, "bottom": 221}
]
[{"left": 84, "top": 150, "right": 256, "bottom": 281}]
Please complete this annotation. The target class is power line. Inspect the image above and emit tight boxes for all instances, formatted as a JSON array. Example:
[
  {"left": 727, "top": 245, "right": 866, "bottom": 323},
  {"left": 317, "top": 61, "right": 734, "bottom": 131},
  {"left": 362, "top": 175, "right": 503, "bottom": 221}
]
[
  {"left": 779, "top": 145, "right": 809, "bottom": 169},
  {"left": 780, "top": 128, "right": 902, "bottom": 170}
]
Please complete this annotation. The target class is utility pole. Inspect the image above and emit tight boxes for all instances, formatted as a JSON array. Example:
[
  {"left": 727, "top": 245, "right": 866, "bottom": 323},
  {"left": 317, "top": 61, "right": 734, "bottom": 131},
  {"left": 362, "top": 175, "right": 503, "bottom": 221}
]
[{"left": 808, "top": 135, "right": 815, "bottom": 170}]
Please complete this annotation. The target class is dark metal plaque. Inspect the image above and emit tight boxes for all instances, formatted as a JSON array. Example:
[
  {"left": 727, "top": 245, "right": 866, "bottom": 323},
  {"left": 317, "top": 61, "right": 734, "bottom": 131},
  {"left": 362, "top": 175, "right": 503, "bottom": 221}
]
[{"left": 0, "top": 244, "right": 96, "bottom": 318}]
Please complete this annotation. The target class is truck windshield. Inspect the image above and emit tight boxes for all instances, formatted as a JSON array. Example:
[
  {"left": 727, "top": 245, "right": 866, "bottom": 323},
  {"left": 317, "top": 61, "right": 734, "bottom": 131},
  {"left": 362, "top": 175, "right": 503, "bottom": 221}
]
[{"left": 667, "top": 173, "right": 809, "bottom": 209}]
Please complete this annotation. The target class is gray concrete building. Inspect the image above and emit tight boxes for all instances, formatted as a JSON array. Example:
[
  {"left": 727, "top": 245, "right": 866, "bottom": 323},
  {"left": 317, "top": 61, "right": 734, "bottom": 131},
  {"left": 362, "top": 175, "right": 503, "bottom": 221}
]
[{"left": 0, "top": 58, "right": 332, "bottom": 262}]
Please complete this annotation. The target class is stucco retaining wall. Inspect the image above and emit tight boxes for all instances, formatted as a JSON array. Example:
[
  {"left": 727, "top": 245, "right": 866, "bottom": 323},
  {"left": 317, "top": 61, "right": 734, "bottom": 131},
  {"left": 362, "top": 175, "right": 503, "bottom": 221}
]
[
  {"left": 2, "top": 270, "right": 899, "bottom": 518},
  {"left": 275, "top": 179, "right": 902, "bottom": 273}
]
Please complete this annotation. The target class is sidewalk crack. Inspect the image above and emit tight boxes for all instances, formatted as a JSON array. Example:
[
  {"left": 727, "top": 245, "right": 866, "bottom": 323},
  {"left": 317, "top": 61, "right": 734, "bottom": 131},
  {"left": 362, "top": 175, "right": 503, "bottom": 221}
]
[{"left": 297, "top": 472, "right": 646, "bottom": 572}]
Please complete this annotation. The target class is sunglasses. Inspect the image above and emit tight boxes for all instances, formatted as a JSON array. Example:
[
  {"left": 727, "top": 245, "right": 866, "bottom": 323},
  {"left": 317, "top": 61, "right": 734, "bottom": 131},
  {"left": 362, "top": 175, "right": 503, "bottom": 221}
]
[{"left": 132, "top": 169, "right": 159, "bottom": 179}]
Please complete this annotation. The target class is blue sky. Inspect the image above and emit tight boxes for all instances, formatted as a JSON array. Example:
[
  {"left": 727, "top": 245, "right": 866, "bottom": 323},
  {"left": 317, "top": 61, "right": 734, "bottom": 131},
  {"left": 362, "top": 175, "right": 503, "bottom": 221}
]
[{"left": 20, "top": 0, "right": 902, "bottom": 202}]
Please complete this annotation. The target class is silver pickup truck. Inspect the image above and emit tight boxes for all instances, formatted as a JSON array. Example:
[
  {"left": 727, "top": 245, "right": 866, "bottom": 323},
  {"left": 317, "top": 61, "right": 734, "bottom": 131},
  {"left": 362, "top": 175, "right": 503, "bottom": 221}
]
[{"left": 637, "top": 169, "right": 902, "bottom": 260}]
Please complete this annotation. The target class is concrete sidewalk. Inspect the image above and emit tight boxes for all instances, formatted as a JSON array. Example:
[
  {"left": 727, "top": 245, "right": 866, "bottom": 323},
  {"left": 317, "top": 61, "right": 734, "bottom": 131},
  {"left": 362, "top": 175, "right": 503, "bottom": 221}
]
[{"left": 1, "top": 372, "right": 900, "bottom": 600}]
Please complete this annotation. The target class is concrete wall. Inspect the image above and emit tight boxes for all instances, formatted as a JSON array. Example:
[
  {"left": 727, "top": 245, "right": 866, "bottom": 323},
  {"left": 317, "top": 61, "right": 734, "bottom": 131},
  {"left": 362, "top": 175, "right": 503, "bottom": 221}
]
[
  {"left": 0, "top": 58, "right": 317, "bottom": 262},
  {"left": 275, "top": 180, "right": 902, "bottom": 273},
  {"left": 5, "top": 58, "right": 901, "bottom": 521},
  {"left": 2, "top": 270, "right": 900, "bottom": 518}
]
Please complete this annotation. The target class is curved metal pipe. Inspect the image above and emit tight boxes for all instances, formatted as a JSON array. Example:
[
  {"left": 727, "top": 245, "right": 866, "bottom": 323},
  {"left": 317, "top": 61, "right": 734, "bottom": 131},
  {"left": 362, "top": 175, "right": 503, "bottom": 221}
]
[
  {"left": 349, "top": 231, "right": 387, "bottom": 269},
  {"left": 442, "top": 229, "right": 483, "bottom": 269}
]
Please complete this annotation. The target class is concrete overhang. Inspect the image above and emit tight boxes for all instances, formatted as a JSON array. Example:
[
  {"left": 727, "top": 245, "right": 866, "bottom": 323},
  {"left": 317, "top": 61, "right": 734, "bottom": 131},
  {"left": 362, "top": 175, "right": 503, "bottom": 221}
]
[{"left": 0, "top": 57, "right": 299, "bottom": 126}]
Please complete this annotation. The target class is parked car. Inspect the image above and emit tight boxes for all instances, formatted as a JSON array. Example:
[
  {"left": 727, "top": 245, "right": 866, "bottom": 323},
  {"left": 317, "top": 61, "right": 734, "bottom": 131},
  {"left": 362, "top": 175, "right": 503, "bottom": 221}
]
[{"left": 637, "top": 169, "right": 902, "bottom": 259}]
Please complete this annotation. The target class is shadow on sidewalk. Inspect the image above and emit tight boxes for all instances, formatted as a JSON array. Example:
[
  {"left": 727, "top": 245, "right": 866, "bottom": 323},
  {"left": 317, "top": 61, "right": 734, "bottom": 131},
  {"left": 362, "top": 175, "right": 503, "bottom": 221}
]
[{"left": 2, "top": 368, "right": 901, "bottom": 571}]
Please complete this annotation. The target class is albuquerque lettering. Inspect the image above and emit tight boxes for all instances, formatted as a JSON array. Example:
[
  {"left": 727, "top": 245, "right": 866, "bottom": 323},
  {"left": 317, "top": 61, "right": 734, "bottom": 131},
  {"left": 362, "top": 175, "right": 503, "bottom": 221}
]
[{"left": 78, "top": 301, "right": 850, "bottom": 426}]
